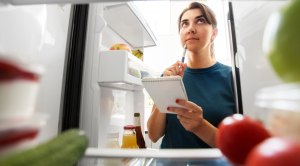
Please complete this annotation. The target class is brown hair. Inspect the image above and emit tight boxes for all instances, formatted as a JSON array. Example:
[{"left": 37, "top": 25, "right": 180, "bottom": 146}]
[{"left": 178, "top": 2, "right": 217, "bottom": 56}]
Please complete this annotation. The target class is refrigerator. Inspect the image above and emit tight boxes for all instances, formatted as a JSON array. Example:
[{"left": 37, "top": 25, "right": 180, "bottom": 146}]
[
  {"left": 227, "top": 0, "right": 288, "bottom": 118},
  {"left": 0, "top": 0, "right": 289, "bottom": 165}
]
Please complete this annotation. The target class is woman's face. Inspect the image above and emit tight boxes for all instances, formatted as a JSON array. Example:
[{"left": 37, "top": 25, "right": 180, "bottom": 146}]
[{"left": 179, "top": 9, "right": 216, "bottom": 53}]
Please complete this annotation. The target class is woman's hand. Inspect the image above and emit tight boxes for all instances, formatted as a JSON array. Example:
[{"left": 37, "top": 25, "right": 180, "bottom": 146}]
[
  {"left": 163, "top": 61, "right": 186, "bottom": 77},
  {"left": 167, "top": 99, "right": 204, "bottom": 133}
]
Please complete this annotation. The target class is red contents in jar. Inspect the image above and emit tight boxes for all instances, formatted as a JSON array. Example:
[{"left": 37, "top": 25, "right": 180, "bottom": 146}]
[
  {"left": 135, "top": 126, "right": 146, "bottom": 148},
  {"left": 133, "top": 113, "right": 146, "bottom": 149},
  {"left": 0, "top": 60, "right": 39, "bottom": 82},
  {"left": 0, "top": 128, "right": 39, "bottom": 149}
]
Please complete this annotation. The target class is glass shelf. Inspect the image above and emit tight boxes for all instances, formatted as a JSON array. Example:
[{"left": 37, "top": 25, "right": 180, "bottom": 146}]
[
  {"left": 103, "top": 2, "right": 157, "bottom": 48},
  {"left": 83, "top": 148, "right": 232, "bottom": 166}
]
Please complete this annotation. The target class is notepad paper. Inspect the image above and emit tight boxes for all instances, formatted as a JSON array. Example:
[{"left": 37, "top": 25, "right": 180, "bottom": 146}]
[{"left": 142, "top": 76, "right": 188, "bottom": 114}]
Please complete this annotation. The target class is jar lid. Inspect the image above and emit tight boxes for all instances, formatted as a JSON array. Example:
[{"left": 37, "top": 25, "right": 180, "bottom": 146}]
[
  {"left": 134, "top": 112, "right": 140, "bottom": 117},
  {"left": 255, "top": 83, "right": 300, "bottom": 111},
  {"left": 0, "top": 55, "right": 44, "bottom": 76},
  {"left": 124, "top": 125, "right": 135, "bottom": 129}
]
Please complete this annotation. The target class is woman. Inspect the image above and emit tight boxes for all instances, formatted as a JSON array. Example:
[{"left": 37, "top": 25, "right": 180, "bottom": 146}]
[{"left": 147, "top": 2, "right": 236, "bottom": 148}]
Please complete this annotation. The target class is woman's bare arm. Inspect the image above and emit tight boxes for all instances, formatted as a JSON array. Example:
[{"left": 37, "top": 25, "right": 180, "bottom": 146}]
[{"left": 147, "top": 105, "right": 166, "bottom": 143}]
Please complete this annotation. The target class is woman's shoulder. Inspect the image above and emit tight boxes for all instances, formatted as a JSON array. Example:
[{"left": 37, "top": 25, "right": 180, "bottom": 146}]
[{"left": 216, "top": 62, "right": 232, "bottom": 72}]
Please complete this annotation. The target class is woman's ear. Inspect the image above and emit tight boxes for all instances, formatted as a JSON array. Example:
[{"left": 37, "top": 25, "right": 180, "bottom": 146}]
[{"left": 211, "top": 28, "right": 218, "bottom": 42}]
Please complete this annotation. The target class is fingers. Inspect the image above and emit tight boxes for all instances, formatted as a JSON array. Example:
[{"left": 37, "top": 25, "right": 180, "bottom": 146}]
[
  {"left": 177, "top": 114, "right": 191, "bottom": 124},
  {"left": 167, "top": 99, "right": 204, "bottom": 133},
  {"left": 163, "top": 61, "right": 185, "bottom": 76},
  {"left": 168, "top": 99, "right": 203, "bottom": 116},
  {"left": 163, "top": 66, "right": 177, "bottom": 76},
  {"left": 176, "top": 109, "right": 204, "bottom": 133}
]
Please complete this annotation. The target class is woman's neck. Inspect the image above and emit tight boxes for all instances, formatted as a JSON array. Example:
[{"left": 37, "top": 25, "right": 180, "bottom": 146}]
[{"left": 187, "top": 49, "right": 216, "bottom": 68}]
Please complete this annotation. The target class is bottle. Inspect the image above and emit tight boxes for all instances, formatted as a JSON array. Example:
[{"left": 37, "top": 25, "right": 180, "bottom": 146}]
[
  {"left": 134, "top": 113, "right": 146, "bottom": 148},
  {"left": 121, "top": 125, "right": 139, "bottom": 149}
]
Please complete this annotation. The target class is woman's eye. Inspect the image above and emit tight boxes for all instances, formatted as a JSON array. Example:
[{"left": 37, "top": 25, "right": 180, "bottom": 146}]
[
  {"left": 181, "top": 22, "right": 188, "bottom": 28},
  {"left": 197, "top": 17, "right": 207, "bottom": 24}
]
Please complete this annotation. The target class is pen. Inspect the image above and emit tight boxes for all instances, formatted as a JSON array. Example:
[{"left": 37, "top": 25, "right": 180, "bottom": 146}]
[{"left": 181, "top": 44, "right": 187, "bottom": 63}]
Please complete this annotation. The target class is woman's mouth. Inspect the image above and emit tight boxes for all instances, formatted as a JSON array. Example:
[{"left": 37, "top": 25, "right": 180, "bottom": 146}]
[{"left": 185, "top": 37, "right": 199, "bottom": 42}]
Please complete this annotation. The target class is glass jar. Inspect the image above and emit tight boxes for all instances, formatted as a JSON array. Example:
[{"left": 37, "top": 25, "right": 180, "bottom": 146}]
[
  {"left": 105, "top": 132, "right": 120, "bottom": 148},
  {"left": 121, "top": 125, "right": 139, "bottom": 149},
  {"left": 255, "top": 83, "right": 300, "bottom": 141}
]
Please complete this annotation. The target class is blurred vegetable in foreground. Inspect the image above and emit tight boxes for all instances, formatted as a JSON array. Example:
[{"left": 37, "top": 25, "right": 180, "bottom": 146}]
[
  {"left": 0, "top": 129, "right": 88, "bottom": 166},
  {"left": 264, "top": 0, "right": 300, "bottom": 82}
]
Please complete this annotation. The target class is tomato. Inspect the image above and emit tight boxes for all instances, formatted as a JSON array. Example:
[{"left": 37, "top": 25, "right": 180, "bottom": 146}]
[
  {"left": 246, "top": 137, "right": 300, "bottom": 166},
  {"left": 216, "top": 114, "right": 271, "bottom": 165}
]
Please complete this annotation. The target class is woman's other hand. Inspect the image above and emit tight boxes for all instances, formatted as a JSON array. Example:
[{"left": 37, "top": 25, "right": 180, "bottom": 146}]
[
  {"left": 167, "top": 99, "right": 204, "bottom": 133},
  {"left": 163, "top": 61, "right": 186, "bottom": 77},
  {"left": 167, "top": 99, "right": 217, "bottom": 147}
]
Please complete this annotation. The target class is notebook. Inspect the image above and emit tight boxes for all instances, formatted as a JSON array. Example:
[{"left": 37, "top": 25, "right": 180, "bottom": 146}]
[{"left": 142, "top": 76, "right": 188, "bottom": 114}]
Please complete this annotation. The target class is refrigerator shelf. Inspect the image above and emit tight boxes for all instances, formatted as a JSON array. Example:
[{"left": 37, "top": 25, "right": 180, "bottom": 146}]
[
  {"left": 98, "top": 50, "right": 154, "bottom": 91},
  {"left": 83, "top": 148, "right": 232, "bottom": 166},
  {"left": 85, "top": 148, "right": 223, "bottom": 159},
  {"left": 103, "top": 2, "right": 157, "bottom": 48}
]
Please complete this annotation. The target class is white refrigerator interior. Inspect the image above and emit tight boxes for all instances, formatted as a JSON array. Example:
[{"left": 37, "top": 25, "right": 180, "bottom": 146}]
[
  {"left": 230, "top": 1, "right": 288, "bottom": 117},
  {"left": 0, "top": 4, "right": 71, "bottom": 142},
  {"left": 79, "top": 2, "right": 157, "bottom": 151},
  {"left": 1, "top": 0, "right": 294, "bottom": 165}
]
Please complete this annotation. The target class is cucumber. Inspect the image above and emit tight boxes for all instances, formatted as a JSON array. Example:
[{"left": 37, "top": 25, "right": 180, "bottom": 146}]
[{"left": 0, "top": 129, "right": 89, "bottom": 166}]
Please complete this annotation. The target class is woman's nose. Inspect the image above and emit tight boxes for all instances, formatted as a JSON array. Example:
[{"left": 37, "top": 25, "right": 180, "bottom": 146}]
[{"left": 187, "top": 24, "right": 196, "bottom": 34}]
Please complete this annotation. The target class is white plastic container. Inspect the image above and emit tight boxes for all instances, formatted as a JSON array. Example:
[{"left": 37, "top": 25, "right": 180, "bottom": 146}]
[
  {"left": 98, "top": 50, "right": 156, "bottom": 91},
  {"left": 98, "top": 50, "right": 143, "bottom": 86},
  {"left": 0, "top": 113, "right": 48, "bottom": 157},
  {"left": 0, "top": 56, "right": 44, "bottom": 120},
  {"left": 255, "top": 83, "right": 300, "bottom": 141}
]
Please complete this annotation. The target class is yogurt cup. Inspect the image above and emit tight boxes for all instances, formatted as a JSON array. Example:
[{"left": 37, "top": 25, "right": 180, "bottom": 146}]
[
  {"left": 255, "top": 83, "right": 300, "bottom": 141},
  {"left": 0, "top": 56, "right": 43, "bottom": 120},
  {"left": 0, "top": 113, "right": 48, "bottom": 157}
]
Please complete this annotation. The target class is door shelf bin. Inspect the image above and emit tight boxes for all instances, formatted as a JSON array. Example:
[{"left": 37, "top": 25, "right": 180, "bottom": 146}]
[{"left": 98, "top": 50, "right": 153, "bottom": 90}]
